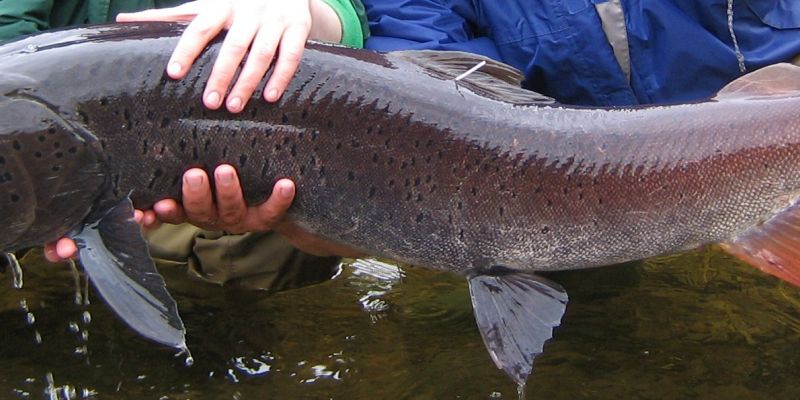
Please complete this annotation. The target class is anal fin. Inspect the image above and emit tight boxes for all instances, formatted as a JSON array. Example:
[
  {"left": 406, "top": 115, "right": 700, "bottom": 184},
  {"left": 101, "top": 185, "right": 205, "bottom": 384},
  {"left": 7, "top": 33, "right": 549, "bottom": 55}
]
[
  {"left": 468, "top": 267, "right": 568, "bottom": 385},
  {"left": 721, "top": 200, "right": 800, "bottom": 287},
  {"left": 73, "top": 196, "right": 187, "bottom": 351}
]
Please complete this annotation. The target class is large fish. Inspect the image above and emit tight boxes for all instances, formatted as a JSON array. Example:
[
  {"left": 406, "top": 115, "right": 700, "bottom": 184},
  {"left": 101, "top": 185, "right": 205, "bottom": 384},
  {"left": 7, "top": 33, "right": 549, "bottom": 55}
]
[{"left": 2, "top": 22, "right": 800, "bottom": 385}]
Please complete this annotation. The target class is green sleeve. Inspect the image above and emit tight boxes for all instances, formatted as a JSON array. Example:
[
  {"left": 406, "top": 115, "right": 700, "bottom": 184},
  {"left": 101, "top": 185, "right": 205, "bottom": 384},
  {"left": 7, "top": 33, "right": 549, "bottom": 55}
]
[
  {"left": 0, "top": 0, "right": 56, "bottom": 41},
  {"left": 320, "top": 0, "right": 369, "bottom": 48}
]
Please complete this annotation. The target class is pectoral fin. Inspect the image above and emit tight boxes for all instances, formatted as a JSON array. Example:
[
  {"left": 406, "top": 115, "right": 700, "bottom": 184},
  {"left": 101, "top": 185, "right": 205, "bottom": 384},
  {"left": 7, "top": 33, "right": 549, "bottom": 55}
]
[
  {"left": 468, "top": 267, "right": 568, "bottom": 385},
  {"left": 73, "top": 196, "right": 187, "bottom": 351}
]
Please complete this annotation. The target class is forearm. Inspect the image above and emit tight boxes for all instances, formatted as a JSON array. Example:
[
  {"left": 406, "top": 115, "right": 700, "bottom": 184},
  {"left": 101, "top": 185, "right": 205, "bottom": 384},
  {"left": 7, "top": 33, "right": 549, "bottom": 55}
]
[
  {"left": 315, "top": 0, "right": 366, "bottom": 47},
  {"left": 310, "top": 0, "right": 342, "bottom": 44}
]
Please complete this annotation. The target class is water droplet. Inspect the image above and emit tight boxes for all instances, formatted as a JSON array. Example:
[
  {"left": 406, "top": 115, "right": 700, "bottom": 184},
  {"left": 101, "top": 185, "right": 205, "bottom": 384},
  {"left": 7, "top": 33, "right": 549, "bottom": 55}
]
[
  {"left": 81, "top": 311, "right": 91, "bottom": 324},
  {"left": 33, "top": 331, "right": 42, "bottom": 344},
  {"left": 68, "top": 322, "right": 79, "bottom": 333},
  {"left": 19, "top": 299, "right": 28, "bottom": 312},
  {"left": 6, "top": 253, "right": 23, "bottom": 288},
  {"left": 26, "top": 312, "right": 35, "bottom": 325},
  {"left": 80, "top": 331, "right": 89, "bottom": 342}
]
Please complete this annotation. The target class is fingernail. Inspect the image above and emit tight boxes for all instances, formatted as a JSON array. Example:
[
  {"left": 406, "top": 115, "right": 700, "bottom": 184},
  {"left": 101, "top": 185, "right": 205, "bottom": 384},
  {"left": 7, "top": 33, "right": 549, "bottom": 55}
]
[
  {"left": 206, "top": 91, "right": 221, "bottom": 108},
  {"left": 217, "top": 169, "right": 234, "bottom": 186},
  {"left": 228, "top": 97, "right": 242, "bottom": 112},
  {"left": 185, "top": 173, "right": 203, "bottom": 189},
  {"left": 267, "top": 88, "right": 279, "bottom": 102},
  {"left": 167, "top": 61, "right": 182, "bottom": 76},
  {"left": 279, "top": 183, "right": 293, "bottom": 199}
]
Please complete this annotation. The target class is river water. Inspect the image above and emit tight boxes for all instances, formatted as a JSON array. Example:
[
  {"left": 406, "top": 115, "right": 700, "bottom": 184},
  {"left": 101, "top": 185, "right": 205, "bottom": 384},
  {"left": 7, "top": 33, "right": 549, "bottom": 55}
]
[{"left": 2, "top": 245, "right": 799, "bottom": 399}]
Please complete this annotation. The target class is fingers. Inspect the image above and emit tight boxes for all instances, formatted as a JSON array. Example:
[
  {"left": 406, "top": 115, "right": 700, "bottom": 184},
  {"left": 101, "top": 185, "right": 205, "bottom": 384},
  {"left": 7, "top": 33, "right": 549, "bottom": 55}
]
[
  {"left": 206, "top": 11, "right": 260, "bottom": 111},
  {"left": 152, "top": 198, "right": 187, "bottom": 225},
  {"left": 226, "top": 23, "right": 281, "bottom": 112},
  {"left": 116, "top": 1, "right": 199, "bottom": 22},
  {"left": 181, "top": 168, "right": 218, "bottom": 228},
  {"left": 213, "top": 165, "right": 248, "bottom": 229},
  {"left": 264, "top": 24, "right": 308, "bottom": 102},
  {"left": 251, "top": 179, "right": 295, "bottom": 231},
  {"left": 168, "top": 4, "right": 231, "bottom": 83}
]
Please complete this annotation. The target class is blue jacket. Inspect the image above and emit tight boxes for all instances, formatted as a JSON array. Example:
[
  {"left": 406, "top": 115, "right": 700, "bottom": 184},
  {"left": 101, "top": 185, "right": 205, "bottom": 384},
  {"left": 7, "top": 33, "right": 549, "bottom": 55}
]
[{"left": 362, "top": 0, "right": 800, "bottom": 106}]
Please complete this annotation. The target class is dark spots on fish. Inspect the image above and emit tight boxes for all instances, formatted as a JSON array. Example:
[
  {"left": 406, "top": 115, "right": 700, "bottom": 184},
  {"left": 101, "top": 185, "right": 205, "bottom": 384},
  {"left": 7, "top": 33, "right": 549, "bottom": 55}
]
[
  {"left": 274, "top": 143, "right": 282, "bottom": 151},
  {"left": 429, "top": 184, "right": 437, "bottom": 193},
  {"left": 318, "top": 165, "right": 326, "bottom": 178},
  {"left": 405, "top": 192, "right": 412, "bottom": 201},
  {"left": 311, "top": 130, "right": 319, "bottom": 141},
  {"left": 348, "top": 171, "right": 355, "bottom": 181},
  {"left": 290, "top": 145, "right": 297, "bottom": 157},
  {"left": 598, "top": 197, "right": 604, "bottom": 205},
  {"left": 222, "top": 146, "right": 229, "bottom": 158},
  {"left": 68, "top": 146, "right": 77, "bottom": 154},
  {"left": 299, "top": 165, "right": 306, "bottom": 176},
  {"left": 384, "top": 138, "right": 391, "bottom": 149},
  {"left": 459, "top": 229, "right": 465, "bottom": 239},
  {"left": 541, "top": 226, "right": 550, "bottom": 234},
  {"left": 578, "top": 192, "right": 584, "bottom": 200},
  {"left": 546, "top": 199, "right": 553, "bottom": 207},
  {"left": 158, "top": 145, "right": 166, "bottom": 156},
  {"left": 204, "top": 139, "right": 211, "bottom": 152},
  {"left": 51, "top": 165, "right": 60, "bottom": 172},
  {"left": 160, "top": 117, "right": 171, "bottom": 128},
  {"left": 47, "top": 127, "right": 56, "bottom": 135},
  {"left": 425, "top": 175, "right": 432, "bottom": 183},
  {"left": 404, "top": 178, "right": 410, "bottom": 187},
  {"left": 12, "top": 141, "right": 21, "bottom": 151},
  {"left": 416, "top": 194, "right": 423, "bottom": 202},
  {"left": 171, "top": 174, "right": 180, "bottom": 188},
  {"left": 192, "top": 146, "right": 199, "bottom": 161},
  {"left": 0, "top": 156, "right": 4, "bottom": 164},
  {"left": 261, "top": 161, "right": 271, "bottom": 178},
  {"left": 448, "top": 214, "right": 453, "bottom": 223},
  {"left": 437, "top": 150, "right": 443, "bottom": 160},
  {"left": 239, "top": 154, "right": 248, "bottom": 167},
  {"left": 281, "top": 113, "right": 289, "bottom": 124},
  {"left": 142, "top": 139, "right": 149, "bottom": 155},
  {"left": 10, "top": 194, "right": 19, "bottom": 203},
  {"left": 457, "top": 201, "right": 463, "bottom": 210},
  {"left": 415, "top": 213, "right": 424, "bottom": 223},
  {"left": 0, "top": 172, "right": 11, "bottom": 183},
  {"left": 499, "top": 207, "right": 504, "bottom": 216},
  {"left": 414, "top": 177, "right": 421, "bottom": 187},
  {"left": 99, "top": 140, "right": 106, "bottom": 150},
  {"left": 414, "top": 140, "right": 420, "bottom": 148},
  {"left": 562, "top": 187, "right": 569, "bottom": 195},
  {"left": 37, "top": 135, "right": 46, "bottom": 142},
  {"left": 387, "top": 157, "right": 394, "bottom": 165},
  {"left": 54, "top": 151, "right": 63, "bottom": 159},
  {"left": 372, "top": 153, "right": 379, "bottom": 163},
  {"left": 146, "top": 110, "right": 156, "bottom": 121},
  {"left": 192, "top": 126, "right": 199, "bottom": 140},
  {"left": 327, "top": 120, "right": 334, "bottom": 129},
  {"left": 401, "top": 161, "right": 408, "bottom": 170},
  {"left": 301, "top": 109, "right": 309, "bottom": 120},
  {"left": 350, "top": 140, "right": 361, "bottom": 148},
  {"left": 368, "top": 186, "right": 376, "bottom": 198},
  {"left": 471, "top": 187, "right": 478, "bottom": 196},
  {"left": 179, "top": 139, "right": 187, "bottom": 152},
  {"left": 335, "top": 142, "right": 342, "bottom": 150},
  {"left": 388, "top": 179, "right": 395, "bottom": 187}
]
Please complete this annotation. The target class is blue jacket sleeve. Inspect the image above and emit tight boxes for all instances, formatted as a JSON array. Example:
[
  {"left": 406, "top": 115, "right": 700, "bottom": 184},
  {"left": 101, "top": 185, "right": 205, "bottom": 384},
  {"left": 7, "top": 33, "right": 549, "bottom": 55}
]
[{"left": 363, "top": 0, "right": 501, "bottom": 61}]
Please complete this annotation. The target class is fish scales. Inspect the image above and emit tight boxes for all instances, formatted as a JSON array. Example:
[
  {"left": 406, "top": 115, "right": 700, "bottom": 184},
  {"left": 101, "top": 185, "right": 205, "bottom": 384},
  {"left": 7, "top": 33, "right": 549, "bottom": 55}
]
[
  {"left": 5, "top": 22, "right": 800, "bottom": 386},
  {"left": 1, "top": 24, "right": 800, "bottom": 274}
]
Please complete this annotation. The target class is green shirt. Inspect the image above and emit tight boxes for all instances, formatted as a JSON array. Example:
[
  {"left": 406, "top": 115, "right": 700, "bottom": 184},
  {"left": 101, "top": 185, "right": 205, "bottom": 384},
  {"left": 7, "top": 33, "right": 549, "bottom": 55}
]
[{"left": 0, "top": 0, "right": 368, "bottom": 47}]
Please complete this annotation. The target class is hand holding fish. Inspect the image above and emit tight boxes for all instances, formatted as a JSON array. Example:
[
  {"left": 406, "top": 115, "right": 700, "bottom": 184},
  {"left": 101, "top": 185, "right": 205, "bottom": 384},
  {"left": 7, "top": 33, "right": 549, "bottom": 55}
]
[
  {"left": 116, "top": 0, "right": 343, "bottom": 112},
  {"left": 149, "top": 165, "right": 365, "bottom": 258}
]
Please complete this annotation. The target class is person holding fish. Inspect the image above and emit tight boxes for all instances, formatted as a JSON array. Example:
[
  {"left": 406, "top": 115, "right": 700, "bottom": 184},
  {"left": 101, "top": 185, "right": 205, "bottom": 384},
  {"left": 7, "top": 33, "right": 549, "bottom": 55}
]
[
  {"left": 1, "top": 0, "right": 369, "bottom": 289},
  {"left": 19, "top": 0, "right": 800, "bottom": 285}
]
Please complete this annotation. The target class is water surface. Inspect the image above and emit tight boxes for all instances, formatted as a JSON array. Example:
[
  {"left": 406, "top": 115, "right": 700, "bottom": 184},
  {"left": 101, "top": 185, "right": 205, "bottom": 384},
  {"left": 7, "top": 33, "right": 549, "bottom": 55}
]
[{"left": 2, "top": 246, "right": 799, "bottom": 399}]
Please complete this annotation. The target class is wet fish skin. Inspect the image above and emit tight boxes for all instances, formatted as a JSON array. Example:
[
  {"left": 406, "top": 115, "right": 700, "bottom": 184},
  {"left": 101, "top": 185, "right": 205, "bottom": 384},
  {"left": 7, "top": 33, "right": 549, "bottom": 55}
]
[{"left": 3, "top": 22, "right": 800, "bottom": 385}]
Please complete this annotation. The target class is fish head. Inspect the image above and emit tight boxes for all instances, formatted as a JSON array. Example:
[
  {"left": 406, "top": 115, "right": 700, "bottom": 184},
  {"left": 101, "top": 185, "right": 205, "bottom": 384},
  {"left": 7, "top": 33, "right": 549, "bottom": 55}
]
[{"left": 0, "top": 96, "right": 107, "bottom": 252}]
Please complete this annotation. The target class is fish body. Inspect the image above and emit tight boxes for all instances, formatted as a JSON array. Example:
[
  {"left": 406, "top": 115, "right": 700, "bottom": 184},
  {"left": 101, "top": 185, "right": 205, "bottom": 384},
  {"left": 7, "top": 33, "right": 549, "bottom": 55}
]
[{"left": 2, "top": 23, "right": 800, "bottom": 385}]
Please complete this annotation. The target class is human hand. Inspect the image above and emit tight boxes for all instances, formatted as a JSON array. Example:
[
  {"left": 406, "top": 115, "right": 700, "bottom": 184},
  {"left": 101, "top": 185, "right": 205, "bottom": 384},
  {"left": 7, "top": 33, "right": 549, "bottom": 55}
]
[
  {"left": 43, "top": 209, "right": 160, "bottom": 262},
  {"left": 153, "top": 165, "right": 364, "bottom": 258},
  {"left": 117, "top": 0, "right": 342, "bottom": 113}
]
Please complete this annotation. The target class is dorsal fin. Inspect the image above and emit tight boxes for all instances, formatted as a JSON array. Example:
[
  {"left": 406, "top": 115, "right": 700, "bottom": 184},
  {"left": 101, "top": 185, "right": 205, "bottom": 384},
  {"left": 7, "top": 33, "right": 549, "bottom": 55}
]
[
  {"left": 392, "top": 50, "right": 555, "bottom": 105},
  {"left": 714, "top": 63, "right": 800, "bottom": 101}
]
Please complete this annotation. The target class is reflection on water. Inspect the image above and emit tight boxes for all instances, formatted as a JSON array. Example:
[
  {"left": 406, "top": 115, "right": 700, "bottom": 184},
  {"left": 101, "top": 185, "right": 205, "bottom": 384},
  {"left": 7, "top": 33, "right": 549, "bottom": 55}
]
[{"left": 1, "top": 246, "right": 800, "bottom": 399}]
